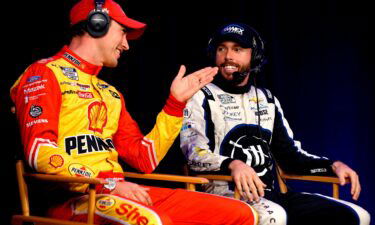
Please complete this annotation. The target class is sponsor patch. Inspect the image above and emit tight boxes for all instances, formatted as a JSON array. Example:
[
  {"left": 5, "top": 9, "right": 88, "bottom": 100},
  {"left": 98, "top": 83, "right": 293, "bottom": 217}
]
[
  {"left": 310, "top": 168, "right": 327, "bottom": 173},
  {"left": 24, "top": 93, "right": 47, "bottom": 104},
  {"left": 116, "top": 203, "right": 158, "bottom": 224},
  {"left": 78, "top": 91, "right": 94, "bottom": 99},
  {"left": 23, "top": 79, "right": 47, "bottom": 88},
  {"left": 23, "top": 84, "right": 45, "bottom": 94},
  {"left": 26, "top": 119, "right": 48, "bottom": 127},
  {"left": 60, "top": 82, "right": 90, "bottom": 91},
  {"left": 255, "top": 109, "right": 268, "bottom": 116},
  {"left": 63, "top": 52, "right": 81, "bottom": 66},
  {"left": 97, "top": 83, "right": 109, "bottom": 89},
  {"left": 27, "top": 76, "right": 41, "bottom": 83},
  {"left": 88, "top": 101, "right": 108, "bottom": 133},
  {"left": 29, "top": 105, "right": 43, "bottom": 118},
  {"left": 249, "top": 97, "right": 264, "bottom": 103},
  {"left": 68, "top": 164, "right": 94, "bottom": 177},
  {"left": 218, "top": 94, "right": 236, "bottom": 104},
  {"left": 181, "top": 122, "right": 194, "bottom": 131},
  {"left": 96, "top": 196, "right": 116, "bottom": 211},
  {"left": 61, "top": 67, "right": 79, "bottom": 80},
  {"left": 223, "top": 25, "right": 245, "bottom": 35},
  {"left": 49, "top": 154, "right": 64, "bottom": 168},
  {"left": 65, "top": 135, "right": 114, "bottom": 155},
  {"left": 109, "top": 90, "right": 120, "bottom": 99},
  {"left": 183, "top": 108, "right": 191, "bottom": 118},
  {"left": 62, "top": 90, "right": 76, "bottom": 95}
]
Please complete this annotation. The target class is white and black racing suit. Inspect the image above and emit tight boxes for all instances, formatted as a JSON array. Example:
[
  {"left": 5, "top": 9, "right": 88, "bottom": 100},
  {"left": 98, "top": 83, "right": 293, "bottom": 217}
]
[{"left": 180, "top": 81, "right": 370, "bottom": 225}]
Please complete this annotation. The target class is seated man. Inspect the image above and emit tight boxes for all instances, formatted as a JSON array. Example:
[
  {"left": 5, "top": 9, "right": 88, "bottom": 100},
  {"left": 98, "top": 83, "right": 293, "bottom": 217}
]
[
  {"left": 180, "top": 22, "right": 371, "bottom": 225},
  {"left": 10, "top": 1, "right": 258, "bottom": 224}
]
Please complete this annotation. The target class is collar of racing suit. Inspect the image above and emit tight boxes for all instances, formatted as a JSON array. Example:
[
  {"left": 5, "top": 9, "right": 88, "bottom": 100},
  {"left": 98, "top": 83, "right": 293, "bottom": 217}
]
[
  {"left": 56, "top": 46, "right": 103, "bottom": 76},
  {"left": 212, "top": 72, "right": 252, "bottom": 94}
]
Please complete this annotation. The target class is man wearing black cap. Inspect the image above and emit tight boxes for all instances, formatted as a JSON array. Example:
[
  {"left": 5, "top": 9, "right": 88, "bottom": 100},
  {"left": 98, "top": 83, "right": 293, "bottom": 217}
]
[
  {"left": 10, "top": 1, "right": 259, "bottom": 224},
  {"left": 180, "top": 22, "right": 370, "bottom": 225}
]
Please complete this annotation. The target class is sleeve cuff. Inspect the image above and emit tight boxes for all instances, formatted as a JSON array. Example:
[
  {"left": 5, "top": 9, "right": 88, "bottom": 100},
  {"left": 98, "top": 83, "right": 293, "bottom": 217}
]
[
  {"left": 163, "top": 94, "right": 186, "bottom": 117},
  {"left": 220, "top": 158, "right": 235, "bottom": 175}
]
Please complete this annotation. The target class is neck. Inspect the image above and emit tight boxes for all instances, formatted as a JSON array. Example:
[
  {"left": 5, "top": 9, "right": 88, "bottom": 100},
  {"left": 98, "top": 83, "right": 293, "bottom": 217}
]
[
  {"left": 213, "top": 73, "right": 251, "bottom": 94},
  {"left": 69, "top": 35, "right": 103, "bottom": 66}
]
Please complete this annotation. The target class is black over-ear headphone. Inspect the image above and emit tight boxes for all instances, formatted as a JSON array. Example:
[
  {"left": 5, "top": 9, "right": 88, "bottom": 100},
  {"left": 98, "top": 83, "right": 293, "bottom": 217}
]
[
  {"left": 87, "top": 0, "right": 110, "bottom": 38},
  {"left": 248, "top": 27, "right": 266, "bottom": 73}
]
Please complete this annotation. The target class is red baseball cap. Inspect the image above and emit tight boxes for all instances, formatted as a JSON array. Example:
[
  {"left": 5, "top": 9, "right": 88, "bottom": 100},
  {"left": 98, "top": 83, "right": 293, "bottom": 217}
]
[{"left": 70, "top": 0, "right": 146, "bottom": 40}]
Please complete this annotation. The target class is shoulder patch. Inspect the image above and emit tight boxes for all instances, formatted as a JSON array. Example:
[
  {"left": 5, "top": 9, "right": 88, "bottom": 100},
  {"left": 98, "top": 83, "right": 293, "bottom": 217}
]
[
  {"left": 201, "top": 86, "right": 215, "bottom": 101},
  {"left": 260, "top": 88, "right": 274, "bottom": 104}
]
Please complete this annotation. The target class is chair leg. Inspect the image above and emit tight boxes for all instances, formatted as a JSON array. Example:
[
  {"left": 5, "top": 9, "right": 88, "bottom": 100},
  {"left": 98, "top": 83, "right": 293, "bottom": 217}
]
[
  {"left": 333, "top": 183, "right": 339, "bottom": 199},
  {"left": 87, "top": 184, "right": 96, "bottom": 224}
]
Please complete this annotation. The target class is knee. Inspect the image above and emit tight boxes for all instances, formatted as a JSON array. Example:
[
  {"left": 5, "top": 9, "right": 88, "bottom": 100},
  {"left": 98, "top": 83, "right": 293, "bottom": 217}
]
[
  {"left": 259, "top": 204, "right": 287, "bottom": 225},
  {"left": 356, "top": 206, "right": 371, "bottom": 225},
  {"left": 270, "top": 208, "right": 287, "bottom": 225}
]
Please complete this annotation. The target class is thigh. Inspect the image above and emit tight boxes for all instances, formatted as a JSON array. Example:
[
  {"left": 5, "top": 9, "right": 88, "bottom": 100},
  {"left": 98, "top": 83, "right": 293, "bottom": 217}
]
[
  {"left": 48, "top": 193, "right": 172, "bottom": 225},
  {"left": 278, "top": 192, "right": 365, "bottom": 225},
  {"left": 249, "top": 197, "right": 287, "bottom": 225},
  {"left": 148, "top": 187, "right": 257, "bottom": 225}
]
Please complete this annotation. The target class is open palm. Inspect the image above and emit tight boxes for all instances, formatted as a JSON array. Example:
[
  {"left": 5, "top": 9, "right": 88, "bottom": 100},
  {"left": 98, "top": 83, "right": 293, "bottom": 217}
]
[{"left": 170, "top": 65, "right": 218, "bottom": 102}]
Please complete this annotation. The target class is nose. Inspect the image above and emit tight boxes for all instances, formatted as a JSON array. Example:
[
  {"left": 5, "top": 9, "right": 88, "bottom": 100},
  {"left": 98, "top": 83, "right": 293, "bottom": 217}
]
[
  {"left": 224, "top": 49, "right": 234, "bottom": 61},
  {"left": 122, "top": 34, "right": 129, "bottom": 50}
]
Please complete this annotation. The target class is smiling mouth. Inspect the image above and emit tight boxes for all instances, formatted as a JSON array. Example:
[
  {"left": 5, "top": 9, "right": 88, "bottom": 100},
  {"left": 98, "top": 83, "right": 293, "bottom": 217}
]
[{"left": 221, "top": 64, "right": 239, "bottom": 74}]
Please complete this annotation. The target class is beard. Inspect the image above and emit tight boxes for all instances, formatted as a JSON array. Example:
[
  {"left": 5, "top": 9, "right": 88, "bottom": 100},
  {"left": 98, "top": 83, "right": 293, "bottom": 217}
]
[
  {"left": 218, "top": 61, "right": 251, "bottom": 86},
  {"left": 213, "top": 62, "right": 252, "bottom": 94}
]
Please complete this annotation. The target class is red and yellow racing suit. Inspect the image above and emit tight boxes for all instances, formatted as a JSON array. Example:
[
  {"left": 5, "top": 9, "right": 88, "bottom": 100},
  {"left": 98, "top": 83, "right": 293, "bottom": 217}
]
[{"left": 11, "top": 46, "right": 257, "bottom": 225}]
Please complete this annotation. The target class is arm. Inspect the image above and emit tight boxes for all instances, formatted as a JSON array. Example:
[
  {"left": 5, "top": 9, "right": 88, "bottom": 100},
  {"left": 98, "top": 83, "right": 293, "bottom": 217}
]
[
  {"left": 114, "top": 65, "right": 217, "bottom": 173},
  {"left": 180, "top": 91, "right": 266, "bottom": 201},
  {"left": 11, "top": 62, "right": 89, "bottom": 192},
  {"left": 271, "top": 97, "right": 335, "bottom": 176},
  {"left": 114, "top": 94, "right": 186, "bottom": 173},
  {"left": 180, "top": 90, "right": 232, "bottom": 172}
]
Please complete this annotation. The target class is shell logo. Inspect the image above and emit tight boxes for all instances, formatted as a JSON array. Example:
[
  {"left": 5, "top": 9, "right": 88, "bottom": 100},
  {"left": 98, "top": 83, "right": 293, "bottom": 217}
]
[{"left": 88, "top": 101, "right": 108, "bottom": 133}]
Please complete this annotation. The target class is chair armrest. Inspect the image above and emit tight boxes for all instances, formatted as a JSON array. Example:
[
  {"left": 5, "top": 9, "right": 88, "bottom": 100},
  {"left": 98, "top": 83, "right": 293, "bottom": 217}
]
[
  {"left": 124, "top": 172, "right": 209, "bottom": 184},
  {"left": 195, "top": 174, "right": 233, "bottom": 181},
  {"left": 280, "top": 173, "right": 350, "bottom": 184},
  {"left": 24, "top": 173, "right": 107, "bottom": 185}
]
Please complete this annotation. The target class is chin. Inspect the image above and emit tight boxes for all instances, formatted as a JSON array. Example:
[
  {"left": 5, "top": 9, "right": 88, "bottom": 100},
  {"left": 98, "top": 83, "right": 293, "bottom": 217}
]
[{"left": 104, "top": 60, "right": 118, "bottom": 68}]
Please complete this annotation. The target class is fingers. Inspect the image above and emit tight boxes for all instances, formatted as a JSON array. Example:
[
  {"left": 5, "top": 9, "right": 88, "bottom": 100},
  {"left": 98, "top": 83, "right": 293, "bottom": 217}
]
[
  {"left": 350, "top": 172, "right": 361, "bottom": 200},
  {"left": 195, "top": 67, "right": 218, "bottom": 86},
  {"left": 174, "top": 65, "right": 186, "bottom": 81},
  {"left": 338, "top": 173, "right": 346, "bottom": 186},
  {"left": 234, "top": 173, "right": 265, "bottom": 203},
  {"left": 254, "top": 176, "right": 266, "bottom": 198},
  {"left": 133, "top": 188, "right": 153, "bottom": 206}
]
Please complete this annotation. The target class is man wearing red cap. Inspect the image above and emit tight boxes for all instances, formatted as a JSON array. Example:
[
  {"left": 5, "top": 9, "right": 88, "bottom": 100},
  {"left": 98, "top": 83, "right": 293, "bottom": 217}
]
[{"left": 10, "top": 0, "right": 258, "bottom": 224}]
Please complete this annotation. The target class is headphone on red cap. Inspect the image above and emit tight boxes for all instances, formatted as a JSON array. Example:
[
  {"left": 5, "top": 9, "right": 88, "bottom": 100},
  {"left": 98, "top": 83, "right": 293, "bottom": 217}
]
[{"left": 87, "top": 0, "right": 110, "bottom": 37}]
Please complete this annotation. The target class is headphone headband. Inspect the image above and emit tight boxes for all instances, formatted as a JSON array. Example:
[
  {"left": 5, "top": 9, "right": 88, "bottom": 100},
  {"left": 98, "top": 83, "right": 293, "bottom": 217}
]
[{"left": 87, "top": 0, "right": 110, "bottom": 38}]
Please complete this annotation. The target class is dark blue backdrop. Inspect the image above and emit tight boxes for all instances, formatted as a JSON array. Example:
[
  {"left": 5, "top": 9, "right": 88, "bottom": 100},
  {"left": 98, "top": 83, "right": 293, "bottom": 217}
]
[{"left": 2, "top": 0, "right": 373, "bottom": 223}]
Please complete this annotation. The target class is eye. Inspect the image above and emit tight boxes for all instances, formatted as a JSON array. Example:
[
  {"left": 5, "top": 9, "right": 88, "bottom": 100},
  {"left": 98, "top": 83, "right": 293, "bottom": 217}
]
[{"left": 217, "top": 46, "right": 226, "bottom": 52}]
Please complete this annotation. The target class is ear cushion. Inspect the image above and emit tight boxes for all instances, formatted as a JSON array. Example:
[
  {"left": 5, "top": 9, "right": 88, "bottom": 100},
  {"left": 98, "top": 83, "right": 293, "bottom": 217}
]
[{"left": 87, "top": 10, "right": 110, "bottom": 38}]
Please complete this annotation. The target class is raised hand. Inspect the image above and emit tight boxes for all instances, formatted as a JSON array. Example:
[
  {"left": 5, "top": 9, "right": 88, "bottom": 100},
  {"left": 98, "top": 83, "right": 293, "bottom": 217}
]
[{"left": 170, "top": 65, "right": 218, "bottom": 102}]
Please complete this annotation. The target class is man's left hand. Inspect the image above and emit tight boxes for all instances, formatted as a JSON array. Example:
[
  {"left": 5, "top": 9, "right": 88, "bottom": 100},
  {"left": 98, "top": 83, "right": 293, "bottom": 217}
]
[
  {"left": 332, "top": 161, "right": 361, "bottom": 200},
  {"left": 170, "top": 65, "right": 218, "bottom": 102}
]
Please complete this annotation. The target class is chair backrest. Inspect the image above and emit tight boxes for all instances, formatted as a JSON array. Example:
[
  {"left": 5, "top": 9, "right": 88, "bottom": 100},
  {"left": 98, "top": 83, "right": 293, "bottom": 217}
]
[{"left": 13, "top": 160, "right": 100, "bottom": 225}]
